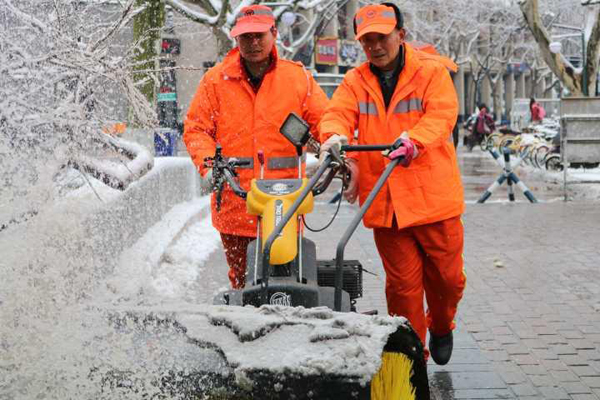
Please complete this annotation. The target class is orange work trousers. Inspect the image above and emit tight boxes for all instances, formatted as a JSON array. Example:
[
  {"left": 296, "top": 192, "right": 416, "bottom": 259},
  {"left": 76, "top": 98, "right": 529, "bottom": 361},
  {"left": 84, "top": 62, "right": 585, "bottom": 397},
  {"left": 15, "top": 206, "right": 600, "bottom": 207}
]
[
  {"left": 373, "top": 215, "right": 466, "bottom": 347},
  {"left": 220, "top": 233, "right": 254, "bottom": 289}
]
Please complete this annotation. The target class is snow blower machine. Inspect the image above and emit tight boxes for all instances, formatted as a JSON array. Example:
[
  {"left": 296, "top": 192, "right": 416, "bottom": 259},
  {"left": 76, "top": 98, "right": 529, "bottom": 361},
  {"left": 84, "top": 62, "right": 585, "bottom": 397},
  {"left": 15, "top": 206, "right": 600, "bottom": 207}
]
[
  {"left": 200, "top": 113, "right": 430, "bottom": 399},
  {"left": 101, "top": 113, "right": 430, "bottom": 400}
]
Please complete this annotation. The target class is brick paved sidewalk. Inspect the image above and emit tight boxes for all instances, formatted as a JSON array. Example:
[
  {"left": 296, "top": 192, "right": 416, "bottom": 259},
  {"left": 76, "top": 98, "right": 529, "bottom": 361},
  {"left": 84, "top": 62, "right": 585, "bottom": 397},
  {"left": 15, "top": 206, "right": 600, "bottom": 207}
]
[{"left": 308, "top": 198, "right": 600, "bottom": 399}]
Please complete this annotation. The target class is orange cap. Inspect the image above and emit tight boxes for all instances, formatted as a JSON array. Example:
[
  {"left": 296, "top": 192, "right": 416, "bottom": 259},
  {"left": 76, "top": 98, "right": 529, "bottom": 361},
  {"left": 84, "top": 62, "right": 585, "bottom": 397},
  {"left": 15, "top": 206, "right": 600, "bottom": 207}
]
[
  {"left": 230, "top": 5, "right": 275, "bottom": 38},
  {"left": 354, "top": 5, "right": 397, "bottom": 40}
]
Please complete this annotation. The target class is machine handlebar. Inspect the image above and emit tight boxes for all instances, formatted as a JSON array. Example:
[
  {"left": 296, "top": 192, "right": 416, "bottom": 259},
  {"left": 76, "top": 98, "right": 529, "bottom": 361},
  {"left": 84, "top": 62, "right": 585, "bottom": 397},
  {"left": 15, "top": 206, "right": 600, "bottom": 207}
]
[{"left": 204, "top": 142, "right": 404, "bottom": 211}]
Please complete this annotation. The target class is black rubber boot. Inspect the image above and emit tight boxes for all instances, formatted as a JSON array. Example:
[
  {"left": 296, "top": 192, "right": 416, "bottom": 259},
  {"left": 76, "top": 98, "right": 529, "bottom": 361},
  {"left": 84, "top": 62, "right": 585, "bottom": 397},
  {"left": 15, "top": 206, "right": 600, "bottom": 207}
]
[{"left": 429, "top": 331, "right": 453, "bottom": 365}]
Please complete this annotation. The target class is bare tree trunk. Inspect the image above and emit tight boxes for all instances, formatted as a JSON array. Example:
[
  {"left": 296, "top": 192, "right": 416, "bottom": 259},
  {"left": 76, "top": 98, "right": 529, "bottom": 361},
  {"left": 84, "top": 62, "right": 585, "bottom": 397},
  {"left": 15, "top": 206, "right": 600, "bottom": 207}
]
[
  {"left": 490, "top": 74, "right": 503, "bottom": 122},
  {"left": 212, "top": 27, "right": 233, "bottom": 59},
  {"left": 529, "top": 68, "right": 537, "bottom": 98},
  {"left": 585, "top": 8, "right": 600, "bottom": 96},
  {"left": 168, "top": 0, "right": 338, "bottom": 62},
  {"left": 519, "top": 0, "right": 600, "bottom": 96},
  {"left": 166, "top": 0, "right": 232, "bottom": 59},
  {"left": 467, "top": 74, "right": 477, "bottom": 113},
  {"left": 133, "top": 0, "right": 165, "bottom": 103}
]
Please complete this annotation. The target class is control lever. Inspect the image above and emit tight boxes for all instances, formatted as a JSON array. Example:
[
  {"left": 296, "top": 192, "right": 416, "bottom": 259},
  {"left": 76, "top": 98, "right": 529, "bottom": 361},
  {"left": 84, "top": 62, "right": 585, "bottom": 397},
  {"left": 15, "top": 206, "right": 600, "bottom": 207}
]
[
  {"left": 329, "top": 145, "right": 344, "bottom": 167},
  {"left": 203, "top": 145, "right": 250, "bottom": 211}
]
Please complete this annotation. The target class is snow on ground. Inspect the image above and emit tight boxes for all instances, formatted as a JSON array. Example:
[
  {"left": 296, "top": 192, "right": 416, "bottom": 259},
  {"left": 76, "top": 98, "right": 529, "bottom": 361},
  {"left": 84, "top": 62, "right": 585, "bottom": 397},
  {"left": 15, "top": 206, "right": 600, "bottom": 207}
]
[
  {"left": 151, "top": 215, "right": 222, "bottom": 300},
  {"left": 3, "top": 142, "right": 597, "bottom": 399},
  {"left": 523, "top": 164, "right": 600, "bottom": 201},
  {"left": 102, "top": 196, "right": 220, "bottom": 302},
  {"left": 459, "top": 144, "right": 600, "bottom": 202}
]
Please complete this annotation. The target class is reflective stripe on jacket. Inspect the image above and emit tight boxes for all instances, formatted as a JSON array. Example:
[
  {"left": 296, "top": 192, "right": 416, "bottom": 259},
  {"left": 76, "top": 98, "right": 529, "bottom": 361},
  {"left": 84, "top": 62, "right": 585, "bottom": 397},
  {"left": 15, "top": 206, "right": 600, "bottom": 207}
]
[
  {"left": 184, "top": 46, "right": 328, "bottom": 236},
  {"left": 319, "top": 43, "right": 464, "bottom": 229}
]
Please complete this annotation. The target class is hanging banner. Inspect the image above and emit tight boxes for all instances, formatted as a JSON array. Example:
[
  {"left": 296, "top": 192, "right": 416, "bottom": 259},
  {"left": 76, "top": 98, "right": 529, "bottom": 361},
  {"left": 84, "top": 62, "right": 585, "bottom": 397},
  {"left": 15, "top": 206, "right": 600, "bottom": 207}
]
[
  {"left": 339, "top": 40, "right": 361, "bottom": 67},
  {"left": 315, "top": 37, "right": 338, "bottom": 66}
]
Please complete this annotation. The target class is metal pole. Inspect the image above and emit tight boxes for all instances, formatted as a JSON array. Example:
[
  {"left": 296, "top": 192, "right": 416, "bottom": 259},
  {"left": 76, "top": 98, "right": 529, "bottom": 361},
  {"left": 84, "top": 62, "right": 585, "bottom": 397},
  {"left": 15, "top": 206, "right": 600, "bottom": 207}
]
[
  {"left": 582, "top": 31, "right": 588, "bottom": 97},
  {"left": 488, "top": 148, "right": 506, "bottom": 169},
  {"left": 562, "top": 123, "right": 569, "bottom": 202},
  {"left": 334, "top": 158, "right": 400, "bottom": 311},
  {"left": 477, "top": 174, "right": 508, "bottom": 203},
  {"left": 477, "top": 148, "right": 538, "bottom": 203},
  {"left": 504, "top": 149, "right": 515, "bottom": 202},
  {"left": 508, "top": 172, "right": 538, "bottom": 203}
]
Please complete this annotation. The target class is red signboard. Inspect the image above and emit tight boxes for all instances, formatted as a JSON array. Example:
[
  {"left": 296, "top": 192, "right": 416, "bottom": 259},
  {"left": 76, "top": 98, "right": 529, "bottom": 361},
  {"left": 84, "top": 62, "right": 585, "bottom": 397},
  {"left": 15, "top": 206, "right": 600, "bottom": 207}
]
[{"left": 315, "top": 37, "right": 338, "bottom": 65}]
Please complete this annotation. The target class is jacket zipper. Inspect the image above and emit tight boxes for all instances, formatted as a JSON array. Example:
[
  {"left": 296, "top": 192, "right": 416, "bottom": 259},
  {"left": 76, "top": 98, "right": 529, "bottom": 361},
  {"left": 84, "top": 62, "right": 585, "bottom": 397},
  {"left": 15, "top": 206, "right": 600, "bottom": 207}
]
[{"left": 357, "top": 70, "right": 395, "bottom": 227}]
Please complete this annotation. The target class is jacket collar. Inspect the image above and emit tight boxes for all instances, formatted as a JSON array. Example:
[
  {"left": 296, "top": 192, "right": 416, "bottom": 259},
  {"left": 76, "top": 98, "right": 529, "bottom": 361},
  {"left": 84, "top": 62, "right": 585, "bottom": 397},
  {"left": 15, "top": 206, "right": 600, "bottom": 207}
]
[
  {"left": 356, "top": 43, "right": 423, "bottom": 103},
  {"left": 222, "top": 45, "right": 279, "bottom": 79},
  {"left": 394, "top": 43, "right": 422, "bottom": 91}
]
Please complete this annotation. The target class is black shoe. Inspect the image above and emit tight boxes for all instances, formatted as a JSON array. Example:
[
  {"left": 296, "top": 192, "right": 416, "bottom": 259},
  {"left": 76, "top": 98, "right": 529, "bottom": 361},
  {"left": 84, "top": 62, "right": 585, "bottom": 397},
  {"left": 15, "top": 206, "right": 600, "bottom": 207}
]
[{"left": 429, "top": 331, "right": 453, "bottom": 365}]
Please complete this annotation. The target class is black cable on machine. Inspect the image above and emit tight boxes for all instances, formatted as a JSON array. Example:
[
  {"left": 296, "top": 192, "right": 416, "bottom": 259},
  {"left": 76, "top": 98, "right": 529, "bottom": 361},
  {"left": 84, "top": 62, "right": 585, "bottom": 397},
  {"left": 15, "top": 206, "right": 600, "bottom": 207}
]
[{"left": 302, "top": 178, "right": 344, "bottom": 232}]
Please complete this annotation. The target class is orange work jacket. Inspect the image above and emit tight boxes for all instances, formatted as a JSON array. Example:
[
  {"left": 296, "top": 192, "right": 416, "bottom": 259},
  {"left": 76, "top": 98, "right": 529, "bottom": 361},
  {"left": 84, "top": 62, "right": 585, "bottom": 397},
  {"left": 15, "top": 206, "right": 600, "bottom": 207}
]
[
  {"left": 184, "top": 46, "right": 328, "bottom": 237},
  {"left": 319, "top": 43, "right": 464, "bottom": 230}
]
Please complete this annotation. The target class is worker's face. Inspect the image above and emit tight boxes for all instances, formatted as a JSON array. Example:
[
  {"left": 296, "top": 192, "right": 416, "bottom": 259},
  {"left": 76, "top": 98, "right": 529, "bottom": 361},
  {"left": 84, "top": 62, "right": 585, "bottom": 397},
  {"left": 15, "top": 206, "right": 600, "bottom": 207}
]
[
  {"left": 236, "top": 28, "right": 276, "bottom": 64},
  {"left": 359, "top": 28, "right": 405, "bottom": 70}
]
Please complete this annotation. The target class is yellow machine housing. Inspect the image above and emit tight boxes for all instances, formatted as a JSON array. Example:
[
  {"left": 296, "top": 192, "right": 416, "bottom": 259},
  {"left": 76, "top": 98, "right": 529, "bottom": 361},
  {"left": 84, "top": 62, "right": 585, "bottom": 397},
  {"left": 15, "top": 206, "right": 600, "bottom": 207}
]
[{"left": 246, "top": 179, "right": 313, "bottom": 265}]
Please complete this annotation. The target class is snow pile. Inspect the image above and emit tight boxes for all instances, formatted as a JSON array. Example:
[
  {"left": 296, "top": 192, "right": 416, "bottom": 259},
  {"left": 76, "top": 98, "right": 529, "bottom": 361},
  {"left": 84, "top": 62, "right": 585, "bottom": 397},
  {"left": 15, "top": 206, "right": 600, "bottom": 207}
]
[
  {"left": 551, "top": 168, "right": 600, "bottom": 201},
  {"left": 522, "top": 163, "right": 600, "bottom": 201},
  {"left": 0, "top": 156, "right": 207, "bottom": 400},
  {"left": 151, "top": 216, "right": 222, "bottom": 300},
  {"left": 103, "top": 195, "right": 219, "bottom": 301}
]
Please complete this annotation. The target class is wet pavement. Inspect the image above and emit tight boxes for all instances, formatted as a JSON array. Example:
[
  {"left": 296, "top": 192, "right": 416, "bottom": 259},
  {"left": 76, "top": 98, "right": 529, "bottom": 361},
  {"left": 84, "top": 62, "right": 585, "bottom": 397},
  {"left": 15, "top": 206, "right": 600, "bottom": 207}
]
[{"left": 202, "top": 142, "right": 600, "bottom": 398}]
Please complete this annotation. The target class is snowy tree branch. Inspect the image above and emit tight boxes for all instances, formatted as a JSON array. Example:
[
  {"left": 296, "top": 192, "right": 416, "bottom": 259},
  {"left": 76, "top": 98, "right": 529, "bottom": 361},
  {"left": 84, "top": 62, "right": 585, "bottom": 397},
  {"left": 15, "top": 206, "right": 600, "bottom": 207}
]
[
  {"left": 519, "top": 0, "right": 586, "bottom": 95},
  {"left": 166, "top": 0, "right": 222, "bottom": 24},
  {"left": 0, "top": 0, "right": 161, "bottom": 227}
]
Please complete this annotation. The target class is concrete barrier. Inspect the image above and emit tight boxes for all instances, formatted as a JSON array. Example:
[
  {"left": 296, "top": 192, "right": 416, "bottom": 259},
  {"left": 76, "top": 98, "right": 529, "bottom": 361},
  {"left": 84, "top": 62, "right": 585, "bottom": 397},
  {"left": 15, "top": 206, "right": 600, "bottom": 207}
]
[{"left": 85, "top": 158, "right": 204, "bottom": 270}]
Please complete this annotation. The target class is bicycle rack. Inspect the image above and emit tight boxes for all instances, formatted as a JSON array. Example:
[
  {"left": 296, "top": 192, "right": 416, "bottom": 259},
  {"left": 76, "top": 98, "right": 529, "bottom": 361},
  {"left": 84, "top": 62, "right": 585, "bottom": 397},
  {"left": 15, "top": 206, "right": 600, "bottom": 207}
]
[{"left": 477, "top": 148, "right": 538, "bottom": 204}]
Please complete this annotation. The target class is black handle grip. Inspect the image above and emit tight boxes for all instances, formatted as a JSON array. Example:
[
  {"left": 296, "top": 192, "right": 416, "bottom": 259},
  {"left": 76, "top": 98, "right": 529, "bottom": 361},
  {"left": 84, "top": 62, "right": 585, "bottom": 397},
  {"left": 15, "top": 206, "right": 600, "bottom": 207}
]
[
  {"left": 230, "top": 159, "right": 251, "bottom": 167},
  {"left": 341, "top": 144, "right": 394, "bottom": 152}
]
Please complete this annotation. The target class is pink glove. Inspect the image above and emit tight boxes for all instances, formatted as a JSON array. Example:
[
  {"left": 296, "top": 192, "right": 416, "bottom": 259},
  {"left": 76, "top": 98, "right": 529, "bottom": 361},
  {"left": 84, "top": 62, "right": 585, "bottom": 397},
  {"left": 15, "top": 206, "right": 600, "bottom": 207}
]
[{"left": 385, "top": 136, "right": 418, "bottom": 167}]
